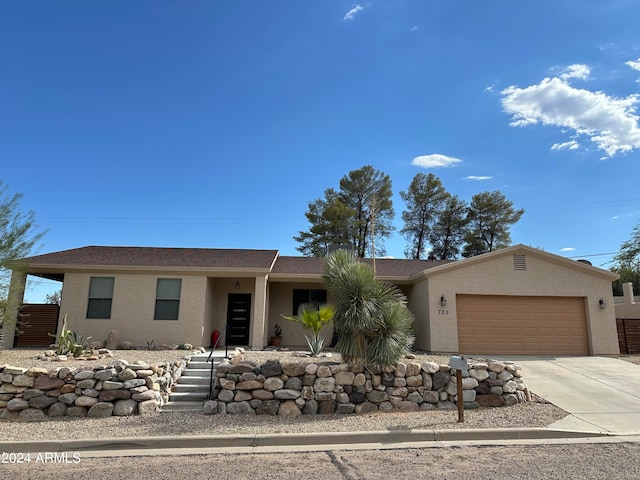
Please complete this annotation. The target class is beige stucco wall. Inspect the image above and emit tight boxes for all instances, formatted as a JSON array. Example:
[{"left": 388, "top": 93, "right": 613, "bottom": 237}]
[
  {"left": 267, "top": 282, "right": 333, "bottom": 348},
  {"left": 251, "top": 275, "right": 268, "bottom": 349},
  {"left": 56, "top": 273, "right": 271, "bottom": 351},
  {"left": 614, "top": 282, "right": 640, "bottom": 319},
  {"left": 205, "top": 278, "right": 256, "bottom": 347},
  {"left": 59, "top": 272, "right": 209, "bottom": 347},
  {"left": 406, "top": 282, "right": 430, "bottom": 351},
  {"left": 615, "top": 303, "right": 640, "bottom": 319},
  {"left": 421, "top": 251, "right": 619, "bottom": 355}
]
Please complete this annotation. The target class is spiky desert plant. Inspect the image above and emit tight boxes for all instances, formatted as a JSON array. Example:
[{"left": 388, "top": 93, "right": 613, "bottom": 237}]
[
  {"left": 282, "top": 303, "right": 334, "bottom": 356},
  {"left": 323, "top": 249, "right": 414, "bottom": 367},
  {"left": 366, "top": 300, "right": 415, "bottom": 367}
]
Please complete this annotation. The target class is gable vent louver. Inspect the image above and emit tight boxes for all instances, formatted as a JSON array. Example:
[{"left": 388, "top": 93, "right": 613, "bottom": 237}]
[{"left": 513, "top": 254, "right": 527, "bottom": 271}]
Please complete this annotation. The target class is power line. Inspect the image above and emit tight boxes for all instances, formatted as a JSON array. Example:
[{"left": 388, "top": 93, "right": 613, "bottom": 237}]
[{"left": 566, "top": 252, "right": 619, "bottom": 258}]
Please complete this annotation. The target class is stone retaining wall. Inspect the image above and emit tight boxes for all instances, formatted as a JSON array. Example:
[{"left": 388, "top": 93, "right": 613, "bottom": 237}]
[
  {"left": 205, "top": 359, "right": 530, "bottom": 416},
  {"left": 0, "top": 354, "right": 189, "bottom": 421}
]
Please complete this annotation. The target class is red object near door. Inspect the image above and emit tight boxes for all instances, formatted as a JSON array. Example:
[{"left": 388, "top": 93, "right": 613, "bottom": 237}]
[{"left": 211, "top": 330, "right": 220, "bottom": 348}]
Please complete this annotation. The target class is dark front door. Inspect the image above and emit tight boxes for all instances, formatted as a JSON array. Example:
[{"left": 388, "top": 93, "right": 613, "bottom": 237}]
[{"left": 226, "top": 293, "right": 251, "bottom": 346}]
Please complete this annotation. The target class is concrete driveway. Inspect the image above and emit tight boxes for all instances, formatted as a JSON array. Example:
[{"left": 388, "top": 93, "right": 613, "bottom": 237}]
[{"left": 494, "top": 356, "right": 640, "bottom": 434}]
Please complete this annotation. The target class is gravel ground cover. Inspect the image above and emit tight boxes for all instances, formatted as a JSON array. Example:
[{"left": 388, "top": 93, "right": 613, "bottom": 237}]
[
  {"left": 619, "top": 354, "right": 640, "bottom": 365},
  {"left": 0, "top": 348, "right": 570, "bottom": 441}
]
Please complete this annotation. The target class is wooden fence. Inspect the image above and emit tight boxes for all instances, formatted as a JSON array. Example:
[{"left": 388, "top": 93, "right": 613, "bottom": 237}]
[
  {"left": 617, "top": 318, "right": 640, "bottom": 354},
  {"left": 13, "top": 304, "right": 60, "bottom": 348}
]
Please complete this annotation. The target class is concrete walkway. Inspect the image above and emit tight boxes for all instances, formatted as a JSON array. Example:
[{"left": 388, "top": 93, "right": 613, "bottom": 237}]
[{"left": 497, "top": 356, "right": 640, "bottom": 434}]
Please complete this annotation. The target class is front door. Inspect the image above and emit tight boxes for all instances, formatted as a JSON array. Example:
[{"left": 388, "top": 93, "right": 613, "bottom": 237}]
[{"left": 226, "top": 293, "right": 251, "bottom": 346}]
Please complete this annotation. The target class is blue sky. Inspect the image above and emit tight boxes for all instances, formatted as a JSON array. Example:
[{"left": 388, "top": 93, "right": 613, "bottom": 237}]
[{"left": 1, "top": 1, "right": 639, "bottom": 302}]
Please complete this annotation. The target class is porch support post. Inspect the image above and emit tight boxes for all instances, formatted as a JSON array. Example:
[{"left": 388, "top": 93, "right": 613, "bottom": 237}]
[
  {"left": 251, "top": 274, "right": 268, "bottom": 349},
  {"left": 2, "top": 269, "right": 27, "bottom": 350},
  {"left": 622, "top": 282, "right": 635, "bottom": 304}
]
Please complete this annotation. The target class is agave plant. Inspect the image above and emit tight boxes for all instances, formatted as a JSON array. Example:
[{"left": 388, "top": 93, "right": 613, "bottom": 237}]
[
  {"left": 49, "top": 314, "right": 92, "bottom": 357},
  {"left": 282, "top": 303, "right": 334, "bottom": 356}
]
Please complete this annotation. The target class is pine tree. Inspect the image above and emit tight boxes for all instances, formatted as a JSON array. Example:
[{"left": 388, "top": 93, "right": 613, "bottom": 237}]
[
  {"left": 294, "top": 166, "right": 394, "bottom": 257},
  {"left": 400, "top": 173, "right": 449, "bottom": 259},
  {"left": 462, "top": 190, "right": 524, "bottom": 257}
]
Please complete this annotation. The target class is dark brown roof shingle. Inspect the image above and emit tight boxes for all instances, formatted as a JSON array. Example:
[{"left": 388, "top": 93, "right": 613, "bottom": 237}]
[
  {"left": 25, "top": 246, "right": 279, "bottom": 270},
  {"left": 271, "top": 256, "right": 451, "bottom": 278}
]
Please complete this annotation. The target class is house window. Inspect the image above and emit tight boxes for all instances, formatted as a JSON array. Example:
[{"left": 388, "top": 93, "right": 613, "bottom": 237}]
[
  {"left": 292, "top": 289, "right": 327, "bottom": 315},
  {"left": 87, "top": 277, "right": 114, "bottom": 319},
  {"left": 154, "top": 278, "right": 181, "bottom": 320}
]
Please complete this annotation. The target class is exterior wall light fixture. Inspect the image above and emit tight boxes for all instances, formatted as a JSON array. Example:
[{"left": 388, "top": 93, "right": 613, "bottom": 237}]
[
  {"left": 440, "top": 295, "right": 447, "bottom": 307},
  {"left": 235, "top": 281, "right": 240, "bottom": 290},
  {"left": 599, "top": 298, "right": 606, "bottom": 310}
]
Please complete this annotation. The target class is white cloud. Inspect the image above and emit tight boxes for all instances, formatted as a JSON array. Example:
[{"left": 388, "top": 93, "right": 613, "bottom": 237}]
[
  {"left": 612, "top": 211, "right": 638, "bottom": 220},
  {"left": 501, "top": 64, "right": 640, "bottom": 157},
  {"left": 412, "top": 154, "right": 462, "bottom": 168},
  {"left": 410, "top": 26, "right": 419, "bottom": 32},
  {"left": 343, "top": 4, "right": 364, "bottom": 21},
  {"left": 626, "top": 58, "right": 640, "bottom": 71},
  {"left": 560, "top": 247, "right": 576, "bottom": 252},
  {"left": 551, "top": 140, "right": 580, "bottom": 151},
  {"left": 559, "top": 64, "right": 590, "bottom": 80},
  {"left": 464, "top": 176, "right": 493, "bottom": 181}
]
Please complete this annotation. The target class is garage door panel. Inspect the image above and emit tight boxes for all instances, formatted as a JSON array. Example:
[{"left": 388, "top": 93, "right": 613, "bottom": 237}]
[{"left": 457, "top": 295, "right": 588, "bottom": 355}]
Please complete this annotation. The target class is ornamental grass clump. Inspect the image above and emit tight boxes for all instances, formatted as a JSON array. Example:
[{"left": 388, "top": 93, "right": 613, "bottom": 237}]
[{"left": 323, "top": 249, "right": 414, "bottom": 367}]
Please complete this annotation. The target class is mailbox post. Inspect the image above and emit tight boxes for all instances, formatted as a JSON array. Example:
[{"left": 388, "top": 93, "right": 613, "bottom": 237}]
[{"left": 449, "top": 355, "right": 469, "bottom": 423}]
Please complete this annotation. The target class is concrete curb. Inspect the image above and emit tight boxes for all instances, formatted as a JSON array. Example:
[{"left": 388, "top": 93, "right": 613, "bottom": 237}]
[{"left": 0, "top": 428, "right": 614, "bottom": 454}]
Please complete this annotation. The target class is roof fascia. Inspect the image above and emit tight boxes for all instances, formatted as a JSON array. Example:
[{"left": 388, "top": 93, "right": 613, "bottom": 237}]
[{"left": 268, "top": 273, "right": 324, "bottom": 283}]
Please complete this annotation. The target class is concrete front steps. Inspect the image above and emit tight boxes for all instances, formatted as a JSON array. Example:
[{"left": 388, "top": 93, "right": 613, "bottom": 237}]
[{"left": 162, "top": 351, "right": 225, "bottom": 412}]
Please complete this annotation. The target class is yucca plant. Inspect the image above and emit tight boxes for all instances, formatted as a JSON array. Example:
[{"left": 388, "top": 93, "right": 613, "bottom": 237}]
[
  {"left": 323, "top": 249, "right": 414, "bottom": 367},
  {"left": 282, "top": 303, "right": 334, "bottom": 356}
]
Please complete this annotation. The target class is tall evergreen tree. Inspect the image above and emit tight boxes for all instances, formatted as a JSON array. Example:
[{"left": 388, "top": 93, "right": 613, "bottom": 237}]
[
  {"left": 462, "top": 190, "right": 524, "bottom": 257},
  {"left": 428, "top": 195, "right": 469, "bottom": 260},
  {"left": 294, "top": 189, "right": 353, "bottom": 257},
  {"left": 338, "top": 165, "right": 394, "bottom": 258},
  {"left": 294, "top": 166, "right": 394, "bottom": 257},
  {"left": 400, "top": 173, "right": 449, "bottom": 259}
]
